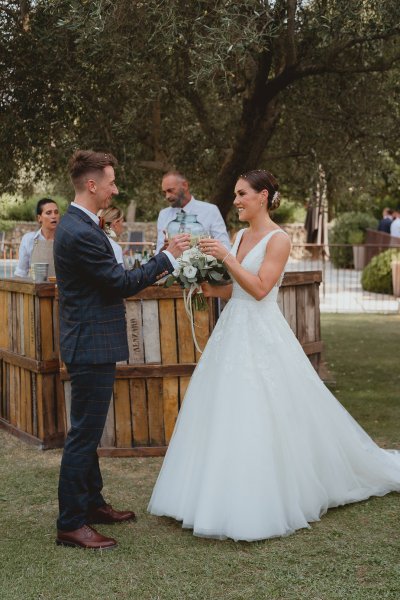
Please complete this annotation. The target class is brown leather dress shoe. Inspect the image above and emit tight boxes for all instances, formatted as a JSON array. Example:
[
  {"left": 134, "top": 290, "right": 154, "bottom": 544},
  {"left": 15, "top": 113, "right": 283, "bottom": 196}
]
[
  {"left": 87, "top": 503, "right": 137, "bottom": 525},
  {"left": 56, "top": 525, "right": 117, "bottom": 549}
]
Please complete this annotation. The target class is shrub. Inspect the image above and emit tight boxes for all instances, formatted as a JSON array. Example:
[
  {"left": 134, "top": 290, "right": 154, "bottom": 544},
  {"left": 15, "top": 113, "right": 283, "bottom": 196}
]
[
  {"left": 361, "top": 249, "right": 400, "bottom": 294},
  {"left": 272, "top": 199, "right": 305, "bottom": 224},
  {"left": 329, "top": 212, "right": 378, "bottom": 268},
  {"left": 0, "top": 194, "right": 68, "bottom": 221}
]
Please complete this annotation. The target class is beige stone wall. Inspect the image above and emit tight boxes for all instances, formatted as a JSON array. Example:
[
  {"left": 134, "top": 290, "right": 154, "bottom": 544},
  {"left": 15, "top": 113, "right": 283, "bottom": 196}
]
[{"left": 3, "top": 220, "right": 307, "bottom": 257}]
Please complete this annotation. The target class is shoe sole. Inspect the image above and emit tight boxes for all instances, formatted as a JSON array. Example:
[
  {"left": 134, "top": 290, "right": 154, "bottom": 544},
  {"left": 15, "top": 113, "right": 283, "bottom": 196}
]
[
  {"left": 56, "top": 540, "right": 117, "bottom": 550},
  {"left": 87, "top": 517, "right": 137, "bottom": 525}
]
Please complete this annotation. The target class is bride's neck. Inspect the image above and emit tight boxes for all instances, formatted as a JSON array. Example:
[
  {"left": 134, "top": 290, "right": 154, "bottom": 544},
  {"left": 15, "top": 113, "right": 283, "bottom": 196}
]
[{"left": 247, "top": 214, "right": 275, "bottom": 234}]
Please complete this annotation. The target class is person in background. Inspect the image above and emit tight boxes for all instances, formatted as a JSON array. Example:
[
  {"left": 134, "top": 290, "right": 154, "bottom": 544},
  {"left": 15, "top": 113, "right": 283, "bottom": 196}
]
[
  {"left": 14, "top": 198, "right": 60, "bottom": 277},
  {"left": 377, "top": 207, "right": 394, "bottom": 234},
  {"left": 390, "top": 207, "right": 400, "bottom": 238},
  {"left": 97, "top": 205, "right": 125, "bottom": 266},
  {"left": 156, "top": 171, "right": 231, "bottom": 253}
]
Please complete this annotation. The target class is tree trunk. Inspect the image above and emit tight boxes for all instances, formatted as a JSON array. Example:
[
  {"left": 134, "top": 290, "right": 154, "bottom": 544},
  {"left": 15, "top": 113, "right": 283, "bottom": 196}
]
[{"left": 210, "top": 98, "right": 281, "bottom": 220}]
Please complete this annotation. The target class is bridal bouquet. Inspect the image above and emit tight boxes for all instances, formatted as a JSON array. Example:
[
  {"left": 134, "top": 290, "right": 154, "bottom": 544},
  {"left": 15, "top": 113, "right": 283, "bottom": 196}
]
[{"left": 165, "top": 246, "right": 230, "bottom": 311}]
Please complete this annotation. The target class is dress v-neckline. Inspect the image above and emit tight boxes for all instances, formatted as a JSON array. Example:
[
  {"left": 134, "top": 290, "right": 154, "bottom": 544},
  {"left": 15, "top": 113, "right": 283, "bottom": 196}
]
[{"left": 235, "top": 228, "right": 281, "bottom": 266}]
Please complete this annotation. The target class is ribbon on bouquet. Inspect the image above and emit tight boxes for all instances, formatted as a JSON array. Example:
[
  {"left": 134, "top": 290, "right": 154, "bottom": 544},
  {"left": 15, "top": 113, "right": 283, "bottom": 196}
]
[{"left": 183, "top": 284, "right": 204, "bottom": 354}]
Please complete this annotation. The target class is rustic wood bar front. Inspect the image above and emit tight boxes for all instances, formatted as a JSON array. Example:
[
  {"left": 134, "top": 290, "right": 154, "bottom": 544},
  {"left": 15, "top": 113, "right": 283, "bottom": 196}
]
[{"left": 0, "top": 271, "right": 322, "bottom": 455}]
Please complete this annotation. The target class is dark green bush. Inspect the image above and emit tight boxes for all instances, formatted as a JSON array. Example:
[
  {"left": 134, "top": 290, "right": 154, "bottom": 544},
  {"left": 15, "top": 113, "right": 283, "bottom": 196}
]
[
  {"left": 361, "top": 249, "right": 400, "bottom": 294},
  {"left": 329, "top": 212, "right": 378, "bottom": 268}
]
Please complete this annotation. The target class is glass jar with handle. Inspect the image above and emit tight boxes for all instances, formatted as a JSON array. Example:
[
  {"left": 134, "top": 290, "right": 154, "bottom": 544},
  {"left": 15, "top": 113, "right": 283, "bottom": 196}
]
[{"left": 167, "top": 212, "right": 207, "bottom": 247}]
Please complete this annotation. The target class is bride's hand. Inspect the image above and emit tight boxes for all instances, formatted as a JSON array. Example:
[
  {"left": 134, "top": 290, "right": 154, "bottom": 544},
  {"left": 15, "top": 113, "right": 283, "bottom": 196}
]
[{"left": 198, "top": 238, "right": 228, "bottom": 261}]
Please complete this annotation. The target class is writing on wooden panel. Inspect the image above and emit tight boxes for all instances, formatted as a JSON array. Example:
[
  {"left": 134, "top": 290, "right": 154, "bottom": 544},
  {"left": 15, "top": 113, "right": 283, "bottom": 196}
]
[{"left": 125, "top": 300, "right": 145, "bottom": 363}]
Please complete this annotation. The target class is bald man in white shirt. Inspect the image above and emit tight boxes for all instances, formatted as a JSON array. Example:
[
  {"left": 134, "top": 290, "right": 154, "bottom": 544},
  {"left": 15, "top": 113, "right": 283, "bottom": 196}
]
[{"left": 156, "top": 172, "right": 231, "bottom": 253}]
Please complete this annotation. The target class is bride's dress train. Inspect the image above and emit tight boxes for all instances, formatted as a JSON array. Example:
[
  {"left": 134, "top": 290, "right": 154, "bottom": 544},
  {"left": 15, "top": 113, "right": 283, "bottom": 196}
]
[{"left": 148, "top": 229, "right": 400, "bottom": 541}]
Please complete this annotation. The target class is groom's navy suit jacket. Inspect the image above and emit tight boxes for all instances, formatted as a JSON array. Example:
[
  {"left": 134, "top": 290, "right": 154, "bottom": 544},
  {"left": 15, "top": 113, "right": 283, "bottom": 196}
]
[{"left": 54, "top": 204, "right": 173, "bottom": 364}]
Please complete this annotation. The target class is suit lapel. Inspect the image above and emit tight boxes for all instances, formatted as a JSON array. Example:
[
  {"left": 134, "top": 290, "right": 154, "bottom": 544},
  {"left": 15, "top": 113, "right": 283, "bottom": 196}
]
[{"left": 67, "top": 205, "right": 117, "bottom": 261}]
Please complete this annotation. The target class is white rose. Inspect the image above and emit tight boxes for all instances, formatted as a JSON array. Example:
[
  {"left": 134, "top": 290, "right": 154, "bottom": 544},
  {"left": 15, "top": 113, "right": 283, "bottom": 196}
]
[{"left": 183, "top": 265, "right": 198, "bottom": 279}]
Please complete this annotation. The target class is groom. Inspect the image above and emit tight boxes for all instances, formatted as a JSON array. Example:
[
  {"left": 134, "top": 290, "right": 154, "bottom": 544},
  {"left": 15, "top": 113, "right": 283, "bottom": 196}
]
[{"left": 54, "top": 150, "right": 190, "bottom": 549}]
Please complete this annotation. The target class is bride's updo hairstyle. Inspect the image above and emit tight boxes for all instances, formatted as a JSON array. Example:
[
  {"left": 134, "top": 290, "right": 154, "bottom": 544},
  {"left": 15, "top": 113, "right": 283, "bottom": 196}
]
[{"left": 239, "top": 169, "right": 281, "bottom": 211}]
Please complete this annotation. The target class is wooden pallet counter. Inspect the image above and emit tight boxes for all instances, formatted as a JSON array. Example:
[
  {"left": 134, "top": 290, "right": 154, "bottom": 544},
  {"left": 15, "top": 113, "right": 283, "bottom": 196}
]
[
  {"left": 0, "top": 271, "right": 322, "bottom": 455},
  {"left": 0, "top": 278, "right": 65, "bottom": 449},
  {"left": 90, "top": 270, "right": 323, "bottom": 457}
]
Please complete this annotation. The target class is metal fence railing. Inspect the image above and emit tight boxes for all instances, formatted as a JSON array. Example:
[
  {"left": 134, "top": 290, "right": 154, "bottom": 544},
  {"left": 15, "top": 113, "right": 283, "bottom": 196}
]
[{"left": 287, "top": 244, "right": 399, "bottom": 314}]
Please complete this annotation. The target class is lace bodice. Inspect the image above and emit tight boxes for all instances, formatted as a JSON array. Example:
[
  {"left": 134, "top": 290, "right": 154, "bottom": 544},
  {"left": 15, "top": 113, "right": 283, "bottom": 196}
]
[{"left": 230, "top": 228, "right": 287, "bottom": 302}]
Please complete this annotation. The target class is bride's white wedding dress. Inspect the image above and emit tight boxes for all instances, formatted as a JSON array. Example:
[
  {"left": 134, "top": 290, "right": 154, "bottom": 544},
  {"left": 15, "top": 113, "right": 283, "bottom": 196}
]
[{"left": 148, "top": 229, "right": 400, "bottom": 541}]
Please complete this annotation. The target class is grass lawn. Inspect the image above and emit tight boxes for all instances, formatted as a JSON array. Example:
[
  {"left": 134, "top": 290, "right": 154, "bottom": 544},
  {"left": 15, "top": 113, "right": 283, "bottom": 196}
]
[{"left": 1, "top": 314, "right": 399, "bottom": 600}]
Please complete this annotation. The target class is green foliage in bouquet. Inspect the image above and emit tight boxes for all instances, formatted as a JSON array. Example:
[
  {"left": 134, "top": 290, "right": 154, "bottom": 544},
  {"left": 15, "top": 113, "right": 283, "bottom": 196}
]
[
  {"left": 361, "top": 249, "right": 400, "bottom": 294},
  {"left": 165, "top": 247, "right": 230, "bottom": 310},
  {"left": 330, "top": 212, "right": 378, "bottom": 268}
]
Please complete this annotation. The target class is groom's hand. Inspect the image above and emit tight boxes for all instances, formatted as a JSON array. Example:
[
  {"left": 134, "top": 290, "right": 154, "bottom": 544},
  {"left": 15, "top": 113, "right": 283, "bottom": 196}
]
[{"left": 167, "top": 233, "right": 191, "bottom": 258}]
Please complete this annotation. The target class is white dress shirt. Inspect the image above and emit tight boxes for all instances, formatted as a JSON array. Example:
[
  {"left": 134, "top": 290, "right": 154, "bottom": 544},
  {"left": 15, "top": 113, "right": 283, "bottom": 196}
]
[
  {"left": 14, "top": 229, "right": 46, "bottom": 277},
  {"left": 156, "top": 197, "right": 231, "bottom": 253},
  {"left": 390, "top": 218, "right": 400, "bottom": 238}
]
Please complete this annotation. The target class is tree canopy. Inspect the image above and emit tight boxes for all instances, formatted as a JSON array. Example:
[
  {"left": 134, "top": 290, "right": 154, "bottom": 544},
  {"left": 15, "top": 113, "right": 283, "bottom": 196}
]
[{"left": 1, "top": 0, "right": 399, "bottom": 219}]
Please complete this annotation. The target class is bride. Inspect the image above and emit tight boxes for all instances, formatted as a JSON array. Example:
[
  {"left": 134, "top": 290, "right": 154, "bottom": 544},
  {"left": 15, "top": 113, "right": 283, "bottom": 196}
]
[{"left": 148, "top": 169, "right": 400, "bottom": 542}]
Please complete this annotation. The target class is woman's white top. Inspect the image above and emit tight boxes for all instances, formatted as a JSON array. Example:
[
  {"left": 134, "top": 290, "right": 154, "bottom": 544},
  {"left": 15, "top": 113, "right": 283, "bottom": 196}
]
[{"left": 14, "top": 229, "right": 45, "bottom": 277}]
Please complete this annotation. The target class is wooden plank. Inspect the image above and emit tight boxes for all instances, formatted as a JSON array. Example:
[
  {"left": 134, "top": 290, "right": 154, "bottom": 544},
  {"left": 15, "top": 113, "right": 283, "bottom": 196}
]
[
  {"left": 31, "top": 372, "right": 38, "bottom": 437},
  {"left": 179, "top": 376, "right": 191, "bottom": 408},
  {"left": 8, "top": 293, "right": 13, "bottom": 353},
  {"left": 295, "top": 286, "right": 307, "bottom": 345},
  {"left": 15, "top": 293, "right": 21, "bottom": 355},
  {"left": 142, "top": 300, "right": 161, "bottom": 363},
  {"left": 125, "top": 300, "right": 145, "bottom": 363},
  {"left": 282, "top": 271, "right": 322, "bottom": 286},
  {"left": 36, "top": 374, "right": 44, "bottom": 439},
  {"left": 52, "top": 296, "right": 60, "bottom": 359},
  {"left": 98, "top": 446, "right": 167, "bottom": 457},
  {"left": 176, "top": 298, "right": 195, "bottom": 363},
  {"left": 39, "top": 297, "right": 54, "bottom": 360},
  {"left": 63, "top": 380, "right": 71, "bottom": 432},
  {"left": 19, "top": 367, "right": 26, "bottom": 433},
  {"left": 128, "top": 285, "right": 184, "bottom": 301},
  {"left": 23, "top": 294, "right": 30, "bottom": 357},
  {"left": 158, "top": 299, "right": 177, "bottom": 364},
  {"left": 14, "top": 365, "right": 21, "bottom": 429},
  {"left": 42, "top": 375, "right": 56, "bottom": 437},
  {"left": 0, "top": 349, "right": 59, "bottom": 374},
  {"left": 0, "top": 291, "right": 7, "bottom": 349},
  {"left": 113, "top": 379, "right": 132, "bottom": 448},
  {"left": 147, "top": 378, "right": 164, "bottom": 445},
  {"left": 282, "top": 286, "right": 297, "bottom": 334},
  {"left": 100, "top": 394, "right": 115, "bottom": 447},
  {"left": 130, "top": 379, "right": 149, "bottom": 446},
  {"left": 8, "top": 365, "right": 15, "bottom": 425},
  {"left": 28, "top": 294, "right": 36, "bottom": 359},
  {"left": 25, "top": 367, "right": 33, "bottom": 435},
  {"left": 163, "top": 377, "right": 179, "bottom": 443},
  {"left": 194, "top": 306, "right": 211, "bottom": 361},
  {"left": 55, "top": 375, "right": 65, "bottom": 434},
  {"left": 19, "top": 294, "right": 25, "bottom": 355},
  {"left": 304, "top": 284, "right": 316, "bottom": 343}
]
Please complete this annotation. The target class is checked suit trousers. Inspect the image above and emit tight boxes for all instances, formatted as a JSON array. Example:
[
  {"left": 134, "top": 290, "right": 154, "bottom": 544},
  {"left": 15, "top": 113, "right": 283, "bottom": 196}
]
[{"left": 57, "top": 363, "right": 116, "bottom": 531}]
